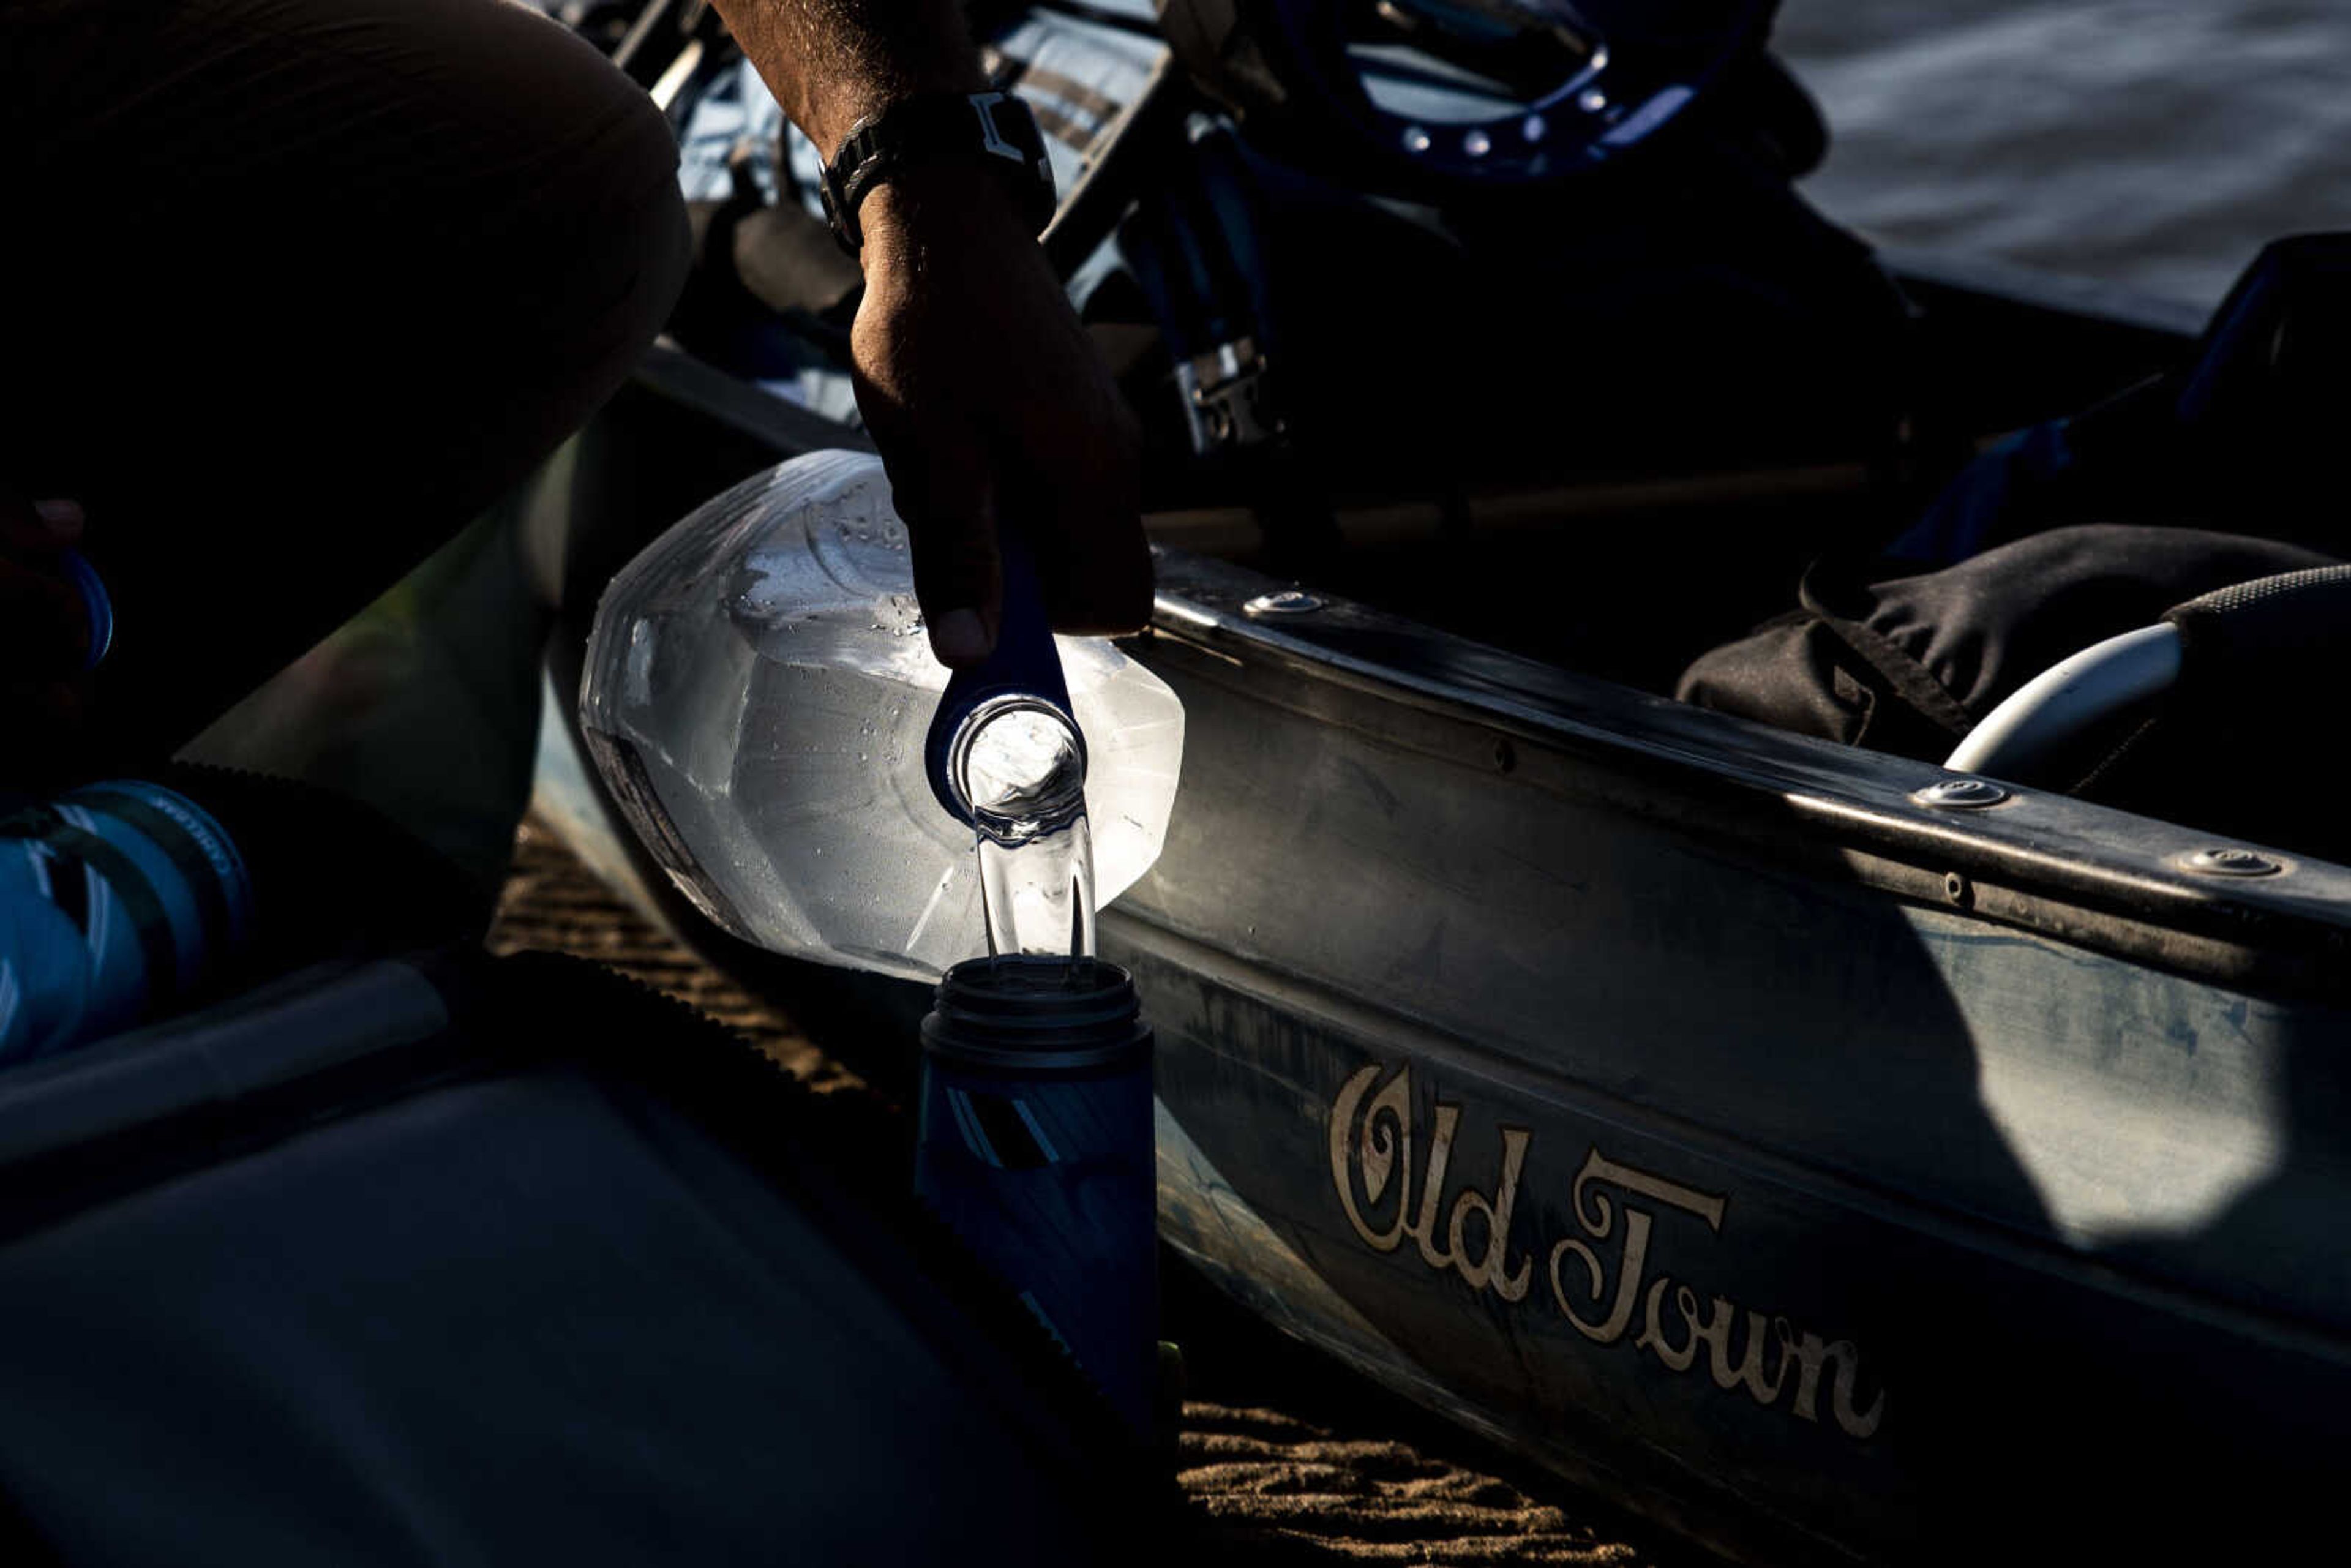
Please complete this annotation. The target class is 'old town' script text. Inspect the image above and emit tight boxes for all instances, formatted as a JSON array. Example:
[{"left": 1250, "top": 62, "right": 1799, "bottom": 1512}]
[{"left": 1328, "top": 1063, "right": 1884, "bottom": 1439}]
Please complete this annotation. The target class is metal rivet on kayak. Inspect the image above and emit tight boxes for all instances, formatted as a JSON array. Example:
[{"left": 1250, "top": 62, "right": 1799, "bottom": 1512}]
[
  {"left": 1944, "top": 872, "right": 1973, "bottom": 907},
  {"left": 1245, "top": 589, "right": 1322, "bottom": 617},
  {"left": 1403, "top": 125, "right": 1431, "bottom": 154},
  {"left": 2180, "top": 846, "right": 2285, "bottom": 877},
  {"left": 1579, "top": 89, "right": 1608, "bottom": 114},
  {"left": 1463, "top": 129, "right": 1492, "bottom": 158},
  {"left": 1913, "top": 778, "right": 2009, "bottom": 809}
]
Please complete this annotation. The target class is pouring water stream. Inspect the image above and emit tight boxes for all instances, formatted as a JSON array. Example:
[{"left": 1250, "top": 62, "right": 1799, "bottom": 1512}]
[{"left": 954, "top": 696, "right": 1098, "bottom": 964}]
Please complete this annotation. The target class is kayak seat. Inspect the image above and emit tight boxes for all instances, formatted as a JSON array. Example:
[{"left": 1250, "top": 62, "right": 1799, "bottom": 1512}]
[{"left": 1949, "top": 563, "right": 2351, "bottom": 863}]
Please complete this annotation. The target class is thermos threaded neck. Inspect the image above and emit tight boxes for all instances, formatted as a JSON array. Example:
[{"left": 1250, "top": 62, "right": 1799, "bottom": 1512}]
[{"left": 921, "top": 956, "right": 1149, "bottom": 1075}]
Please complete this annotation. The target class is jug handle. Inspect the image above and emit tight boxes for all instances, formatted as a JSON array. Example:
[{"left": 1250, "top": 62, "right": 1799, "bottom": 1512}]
[{"left": 923, "top": 527, "right": 1083, "bottom": 825}]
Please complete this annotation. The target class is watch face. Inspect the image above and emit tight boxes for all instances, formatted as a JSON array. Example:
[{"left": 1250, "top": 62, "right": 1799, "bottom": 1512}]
[
  {"left": 972, "top": 94, "right": 1059, "bottom": 216},
  {"left": 972, "top": 92, "right": 1032, "bottom": 163}
]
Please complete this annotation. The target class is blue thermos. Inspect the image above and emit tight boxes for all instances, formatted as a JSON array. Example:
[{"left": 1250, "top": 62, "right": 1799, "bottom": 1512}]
[{"left": 915, "top": 955, "right": 1159, "bottom": 1438}]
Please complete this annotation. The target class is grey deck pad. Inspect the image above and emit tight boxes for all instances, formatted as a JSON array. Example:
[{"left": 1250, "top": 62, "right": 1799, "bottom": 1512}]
[{"left": 0, "top": 954, "right": 1139, "bottom": 1566}]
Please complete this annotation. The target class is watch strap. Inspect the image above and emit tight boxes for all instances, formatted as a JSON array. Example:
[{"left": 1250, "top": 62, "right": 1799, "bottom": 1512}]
[{"left": 821, "top": 91, "right": 1058, "bottom": 253}]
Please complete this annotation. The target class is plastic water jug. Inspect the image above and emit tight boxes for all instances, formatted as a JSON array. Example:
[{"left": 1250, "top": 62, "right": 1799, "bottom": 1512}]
[{"left": 578, "top": 451, "right": 1183, "bottom": 981}]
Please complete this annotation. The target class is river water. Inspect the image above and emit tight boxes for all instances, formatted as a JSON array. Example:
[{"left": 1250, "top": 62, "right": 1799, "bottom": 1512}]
[{"left": 1778, "top": 0, "right": 2351, "bottom": 309}]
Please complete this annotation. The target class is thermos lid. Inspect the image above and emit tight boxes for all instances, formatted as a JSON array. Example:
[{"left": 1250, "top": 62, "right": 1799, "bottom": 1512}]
[{"left": 921, "top": 956, "right": 1150, "bottom": 1075}]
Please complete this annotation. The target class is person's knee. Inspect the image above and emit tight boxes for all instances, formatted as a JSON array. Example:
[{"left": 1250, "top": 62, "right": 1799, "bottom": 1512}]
[
  {"left": 465, "top": 6, "right": 691, "bottom": 350},
  {"left": 424, "top": 1, "right": 689, "bottom": 285},
  {"left": 566, "top": 82, "right": 694, "bottom": 349},
  {"left": 376, "top": 0, "right": 691, "bottom": 418},
  {"left": 497, "top": 89, "right": 691, "bottom": 430}
]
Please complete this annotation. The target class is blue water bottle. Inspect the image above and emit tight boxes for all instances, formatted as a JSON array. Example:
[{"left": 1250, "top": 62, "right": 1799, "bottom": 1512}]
[
  {"left": 0, "top": 781, "right": 255, "bottom": 1063},
  {"left": 916, "top": 955, "right": 1159, "bottom": 1438}
]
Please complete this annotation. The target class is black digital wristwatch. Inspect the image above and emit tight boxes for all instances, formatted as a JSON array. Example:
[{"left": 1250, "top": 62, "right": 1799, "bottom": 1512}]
[{"left": 819, "top": 91, "right": 1059, "bottom": 255}]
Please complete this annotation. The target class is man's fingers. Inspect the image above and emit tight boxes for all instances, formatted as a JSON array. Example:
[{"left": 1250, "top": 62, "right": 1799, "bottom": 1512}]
[
  {"left": 845, "top": 165, "right": 1150, "bottom": 652},
  {"left": 1040, "top": 502, "right": 1154, "bottom": 634},
  {"left": 882, "top": 425, "right": 1003, "bottom": 668},
  {"left": 1021, "top": 410, "right": 1152, "bottom": 636}
]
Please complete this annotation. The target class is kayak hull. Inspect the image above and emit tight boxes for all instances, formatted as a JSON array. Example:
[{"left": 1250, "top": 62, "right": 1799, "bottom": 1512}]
[{"left": 1092, "top": 552, "right": 2351, "bottom": 1560}]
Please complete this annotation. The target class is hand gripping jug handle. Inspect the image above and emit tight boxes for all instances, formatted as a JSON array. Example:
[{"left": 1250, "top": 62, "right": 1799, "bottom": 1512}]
[{"left": 923, "top": 527, "right": 1086, "bottom": 823}]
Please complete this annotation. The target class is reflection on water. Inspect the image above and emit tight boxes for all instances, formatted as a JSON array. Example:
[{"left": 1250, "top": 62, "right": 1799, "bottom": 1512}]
[{"left": 1780, "top": 0, "right": 2351, "bottom": 307}]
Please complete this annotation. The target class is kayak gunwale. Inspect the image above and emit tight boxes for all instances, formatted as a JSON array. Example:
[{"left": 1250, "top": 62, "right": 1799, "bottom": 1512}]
[{"left": 1141, "top": 545, "right": 2351, "bottom": 1007}]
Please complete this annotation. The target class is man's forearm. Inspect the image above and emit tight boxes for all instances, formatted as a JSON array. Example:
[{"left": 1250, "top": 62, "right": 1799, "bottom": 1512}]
[
  {"left": 695, "top": 0, "right": 1154, "bottom": 658},
  {"left": 711, "top": 0, "right": 989, "bottom": 153}
]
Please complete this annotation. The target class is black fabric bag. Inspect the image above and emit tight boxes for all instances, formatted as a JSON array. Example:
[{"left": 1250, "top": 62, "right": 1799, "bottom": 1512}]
[
  {"left": 0, "top": 951, "right": 1149, "bottom": 1567},
  {"left": 1676, "top": 523, "right": 2351, "bottom": 861},
  {"left": 1678, "top": 524, "right": 2336, "bottom": 760}
]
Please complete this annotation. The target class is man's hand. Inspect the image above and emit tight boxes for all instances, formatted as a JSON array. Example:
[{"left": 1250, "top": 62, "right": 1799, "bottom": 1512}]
[
  {"left": 707, "top": 0, "right": 1150, "bottom": 668},
  {"left": 850, "top": 166, "right": 1151, "bottom": 667},
  {"left": 0, "top": 492, "right": 95, "bottom": 782}
]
